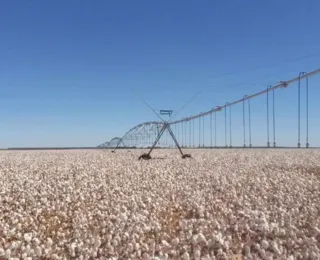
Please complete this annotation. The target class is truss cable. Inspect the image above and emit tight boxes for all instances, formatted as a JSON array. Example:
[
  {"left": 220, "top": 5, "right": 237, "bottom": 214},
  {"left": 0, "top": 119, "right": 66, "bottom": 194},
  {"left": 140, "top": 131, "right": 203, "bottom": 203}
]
[
  {"left": 272, "top": 89, "right": 276, "bottom": 147},
  {"left": 248, "top": 97, "right": 252, "bottom": 147},
  {"left": 210, "top": 112, "right": 213, "bottom": 148},
  {"left": 169, "top": 91, "right": 202, "bottom": 122},
  {"left": 243, "top": 96, "right": 247, "bottom": 147},
  {"left": 229, "top": 105, "right": 232, "bottom": 147},
  {"left": 131, "top": 88, "right": 164, "bottom": 122},
  {"left": 306, "top": 75, "right": 309, "bottom": 148},
  {"left": 267, "top": 86, "right": 270, "bottom": 147}
]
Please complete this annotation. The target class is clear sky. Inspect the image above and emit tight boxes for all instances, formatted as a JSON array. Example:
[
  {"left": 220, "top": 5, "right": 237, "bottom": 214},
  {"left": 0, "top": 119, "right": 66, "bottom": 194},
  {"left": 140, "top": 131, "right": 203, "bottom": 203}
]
[{"left": 1, "top": 0, "right": 319, "bottom": 148}]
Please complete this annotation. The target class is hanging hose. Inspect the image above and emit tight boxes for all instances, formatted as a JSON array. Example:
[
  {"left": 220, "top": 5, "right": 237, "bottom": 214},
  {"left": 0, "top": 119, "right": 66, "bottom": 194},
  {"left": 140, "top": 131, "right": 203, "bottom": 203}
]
[
  {"left": 298, "top": 72, "right": 303, "bottom": 148},
  {"left": 215, "top": 112, "right": 217, "bottom": 148},
  {"left": 203, "top": 115, "right": 205, "bottom": 147},
  {"left": 181, "top": 122, "right": 184, "bottom": 148},
  {"left": 229, "top": 105, "right": 232, "bottom": 147},
  {"left": 272, "top": 89, "right": 276, "bottom": 147},
  {"left": 193, "top": 119, "right": 195, "bottom": 147},
  {"left": 176, "top": 124, "right": 178, "bottom": 146},
  {"left": 210, "top": 112, "right": 213, "bottom": 148},
  {"left": 243, "top": 95, "right": 247, "bottom": 147},
  {"left": 177, "top": 124, "right": 181, "bottom": 144},
  {"left": 306, "top": 75, "right": 309, "bottom": 148},
  {"left": 199, "top": 116, "right": 201, "bottom": 148},
  {"left": 189, "top": 120, "right": 191, "bottom": 148},
  {"left": 224, "top": 105, "right": 227, "bottom": 147},
  {"left": 185, "top": 121, "right": 187, "bottom": 148},
  {"left": 267, "top": 86, "right": 270, "bottom": 147},
  {"left": 248, "top": 98, "right": 252, "bottom": 147}
]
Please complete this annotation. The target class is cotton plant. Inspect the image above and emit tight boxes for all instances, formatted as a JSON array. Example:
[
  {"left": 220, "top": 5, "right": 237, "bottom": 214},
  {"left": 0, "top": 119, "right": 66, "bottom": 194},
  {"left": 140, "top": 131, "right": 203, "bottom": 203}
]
[{"left": 0, "top": 149, "right": 319, "bottom": 259}]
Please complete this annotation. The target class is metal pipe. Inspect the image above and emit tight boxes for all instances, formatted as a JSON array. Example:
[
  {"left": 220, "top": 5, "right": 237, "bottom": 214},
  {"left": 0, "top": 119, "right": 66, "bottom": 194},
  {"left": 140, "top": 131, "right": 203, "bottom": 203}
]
[{"left": 170, "top": 69, "right": 320, "bottom": 125}]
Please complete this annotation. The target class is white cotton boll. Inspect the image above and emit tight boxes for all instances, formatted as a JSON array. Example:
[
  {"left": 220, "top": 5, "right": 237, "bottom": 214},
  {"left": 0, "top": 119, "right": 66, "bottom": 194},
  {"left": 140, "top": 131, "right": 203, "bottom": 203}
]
[
  {"left": 46, "top": 238, "right": 53, "bottom": 248},
  {"left": 161, "top": 240, "right": 170, "bottom": 249},
  {"left": 259, "top": 248, "right": 266, "bottom": 258},
  {"left": 181, "top": 251, "right": 190, "bottom": 260},
  {"left": 111, "top": 239, "right": 118, "bottom": 247},
  {"left": 310, "top": 252, "right": 318, "bottom": 260},
  {"left": 197, "top": 233, "right": 208, "bottom": 246},
  {"left": 261, "top": 240, "right": 269, "bottom": 250},
  {"left": 0, "top": 248, "right": 5, "bottom": 256},
  {"left": 135, "top": 242, "right": 140, "bottom": 251},
  {"left": 160, "top": 253, "right": 168, "bottom": 260},
  {"left": 142, "top": 252, "right": 150, "bottom": 260},
  {"left": 35, "top": 246, "right": 42, "bottom": 257},
  {"left": 24, "top": 233, "right": 33, "bottom": 243},
  {"left": 5, "top": 248, "right": 11, "bottom": 258},
  {"left": 128, "top": 243, "right": 134, "bottom": 253},
  {"left": 271, "top": 241, "right": 281, "bottom": 255},
  {"left": 201, "top": 254, "right": 211, "bottom": 260},
  {"left": 192, "top": 234, "right": 199, "bottom": 245},
  {"left": 33, "top": 237, "right": 40, "bottom": 246},
  {"left": 171, "top": 238, "right": 179, "bottom": 247},
  {"left": 194, "top": 249, "right": 201, "bottom": 260}
]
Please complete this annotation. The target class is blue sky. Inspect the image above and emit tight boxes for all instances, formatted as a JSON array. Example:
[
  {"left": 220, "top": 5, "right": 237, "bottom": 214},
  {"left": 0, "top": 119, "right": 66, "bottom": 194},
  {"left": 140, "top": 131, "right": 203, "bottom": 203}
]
[{"left": 0, "top": 0, "right": 319, "bottom": 148}]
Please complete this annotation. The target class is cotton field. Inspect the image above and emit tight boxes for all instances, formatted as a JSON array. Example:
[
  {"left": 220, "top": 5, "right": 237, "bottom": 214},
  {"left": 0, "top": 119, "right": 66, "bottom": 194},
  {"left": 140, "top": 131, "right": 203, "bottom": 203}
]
[{"left": 0, "top": 149, "right": 319, "bottom": 260}]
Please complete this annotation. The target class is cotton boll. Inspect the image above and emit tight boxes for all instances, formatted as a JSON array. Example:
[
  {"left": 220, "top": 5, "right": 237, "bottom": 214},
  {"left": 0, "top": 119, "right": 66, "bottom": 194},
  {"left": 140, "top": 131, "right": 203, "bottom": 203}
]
[
  {"left": 271, "top": 241, "right": 281, "bottom": 256},
  {"left": 5, "top": 248, "right": 11, "bottom": 258},
  {"left": 46, "top": 238, "right": 53, "bottom": 248},
  {"left": 310, "top": 251, "right": 319, "bottom": 260},
  {"left": 0, "top": 248, "right": 5, "bottom": 257},
  {"left": 261, "top": 240, "right": 269, "bottom": 250},
  {"left": 171, "top": 238, "right": 179, "bottom": 247},
  {"left": 24, "top": 233, "right": 33, "bottom": 243},
  {"left": 201, "top": 254, "right": 211, "bottom": 260},
  {"left": 35, "top": 246, "right": 42, "bottom": 257},
  {"left": 181, "top": 251, "right": 190, "bottom": 260},
  {"left": 194, "top": 249, "right": 201, "bottom": 260}
]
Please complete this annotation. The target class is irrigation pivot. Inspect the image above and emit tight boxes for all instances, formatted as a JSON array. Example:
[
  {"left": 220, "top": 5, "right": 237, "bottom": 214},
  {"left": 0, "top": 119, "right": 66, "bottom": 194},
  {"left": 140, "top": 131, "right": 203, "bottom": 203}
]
[{"left": 139, "top": 109, "right": 191, "bottom": 160}]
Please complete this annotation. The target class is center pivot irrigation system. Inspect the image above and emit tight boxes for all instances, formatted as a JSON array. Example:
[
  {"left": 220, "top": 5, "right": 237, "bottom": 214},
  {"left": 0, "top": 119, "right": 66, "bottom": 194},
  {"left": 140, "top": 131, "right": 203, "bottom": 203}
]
[
  {"left": 103, "top": 68, "right": 320, "bottom": 160},
  {"left": 138, "top": 110, "right": 192, "bottom": 160}
]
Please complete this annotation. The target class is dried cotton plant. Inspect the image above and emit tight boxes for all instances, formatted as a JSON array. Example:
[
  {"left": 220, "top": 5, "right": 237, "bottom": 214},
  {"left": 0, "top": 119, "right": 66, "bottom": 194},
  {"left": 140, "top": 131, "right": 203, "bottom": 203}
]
[{"left": 0, "top": 149, "right": 319, "bottom": 260}]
